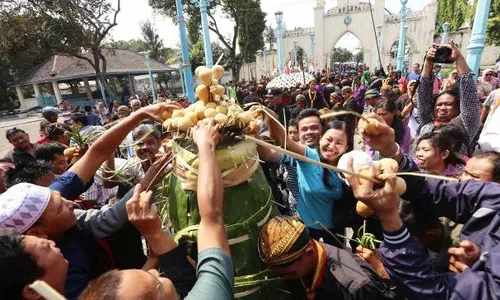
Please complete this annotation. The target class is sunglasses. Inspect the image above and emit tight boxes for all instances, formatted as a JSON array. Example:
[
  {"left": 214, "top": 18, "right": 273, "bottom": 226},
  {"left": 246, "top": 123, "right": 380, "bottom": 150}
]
[{"left": 486, "top": 73, "right": 493, "bottom": 76}]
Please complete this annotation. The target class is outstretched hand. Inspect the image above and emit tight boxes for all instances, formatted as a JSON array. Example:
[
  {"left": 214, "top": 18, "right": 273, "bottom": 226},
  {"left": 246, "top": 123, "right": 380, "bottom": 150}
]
[
  {"left": 192, "top": 118, "right": 221, "bottom": 149},
  {"left": 137, "top": 102, "right": 180, "bottom": 123},
  {"left": 347, "top": 158, "right": 402, "bottom": 231},
  {"left": 126, "top": 184, "right": 162, "bottom": 238},
  {"left": 448, "top": 40, "right": 462, "bottom": 62},
  {"left": 448, "top": 240, "right": 480, "bottom": 273},
  {"left": 358, "top": 113, "right": 398, "bottom": 158},
  {"left": 425, "top": 43, "right": 439, "bottom": 62},
  {"left": 356, "top": 246, "right": 389, "bottom": 279}
]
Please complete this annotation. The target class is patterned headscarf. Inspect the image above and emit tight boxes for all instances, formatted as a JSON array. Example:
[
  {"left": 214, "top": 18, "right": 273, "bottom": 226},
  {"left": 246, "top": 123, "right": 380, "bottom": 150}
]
[{"left": 258, "top": 216, "right": 311, "bottom": 266}]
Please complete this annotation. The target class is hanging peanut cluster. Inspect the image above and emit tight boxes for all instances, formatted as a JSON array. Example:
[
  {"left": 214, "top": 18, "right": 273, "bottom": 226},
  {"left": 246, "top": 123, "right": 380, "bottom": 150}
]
[{"left": 161, "top": 65, "right": 260, "bottom": 136}]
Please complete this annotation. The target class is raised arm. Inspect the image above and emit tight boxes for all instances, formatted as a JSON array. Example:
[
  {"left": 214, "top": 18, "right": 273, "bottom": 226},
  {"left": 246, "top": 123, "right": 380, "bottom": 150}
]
[
  {"left": 192, "top": 119, "right": 230, "bottom": 255},
  {"left": 258, "top": 106, "right": 305, "bottom": 156},
  {"left": 126, "top": 185, "right": 177, "bottom": 255},
  {"left": 68, "top": 103, "right": 170, "bottom": 184},
  {"left": 417, "top": 46, "right": 437, "bottom": 126},
  {"left": 346, "top": 162, "right": 459, "bottom": 299},
  {"left": 457, "top": 73, "right": 481, "bottom": 149},
  {"left": 257, "top": 144, "right": 282, "bottom": 163},
  {"left": 126, "top": 184, "right": 197, "bottom": 298}
]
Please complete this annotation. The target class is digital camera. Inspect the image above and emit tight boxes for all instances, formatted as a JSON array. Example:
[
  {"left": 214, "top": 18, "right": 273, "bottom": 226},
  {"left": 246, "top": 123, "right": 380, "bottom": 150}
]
[{"left": 433, "top": 46, "right": 454, "bottom": 64}]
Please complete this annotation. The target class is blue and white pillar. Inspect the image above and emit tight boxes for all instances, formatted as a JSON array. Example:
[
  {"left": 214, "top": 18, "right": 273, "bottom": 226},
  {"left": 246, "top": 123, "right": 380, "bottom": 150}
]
[
  {"left": 264, "top": 49, "right": 269, "bottom": 77},
  {"left": 466, "top": 0, "right": 492, "bottom": 77},
  {"left": 396, "top": 0, "right": 408, "bottom": 72},
  {"left": 143, "top": 51, "right": 157, "bottom": 104},
  {"left": 175, "top": 0, "right": 195, "bottom": 101},
  {"left": 275, "top": 10, "right": 284, "bottom": 74},
  {"left": 193, "top": 0, "right": 214, "bottom": 67}
]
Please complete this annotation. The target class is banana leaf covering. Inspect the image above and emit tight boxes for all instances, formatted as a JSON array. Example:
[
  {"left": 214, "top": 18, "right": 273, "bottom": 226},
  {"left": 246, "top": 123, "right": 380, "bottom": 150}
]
[{"left": 157, "top": 165, "right": 292, "bottom": 299}]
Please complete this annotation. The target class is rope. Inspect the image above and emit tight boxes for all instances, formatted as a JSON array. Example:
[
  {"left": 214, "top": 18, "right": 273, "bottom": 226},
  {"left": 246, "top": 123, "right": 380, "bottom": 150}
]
[{"left": 244, "top": 135, "right": 380, "bottom": 183}]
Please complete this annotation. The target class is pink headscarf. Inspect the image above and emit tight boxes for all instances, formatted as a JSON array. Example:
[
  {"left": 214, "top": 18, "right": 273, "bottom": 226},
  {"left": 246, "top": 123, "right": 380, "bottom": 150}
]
[{"left": 482, "top": 68, "right": 494, "bottom": 82}]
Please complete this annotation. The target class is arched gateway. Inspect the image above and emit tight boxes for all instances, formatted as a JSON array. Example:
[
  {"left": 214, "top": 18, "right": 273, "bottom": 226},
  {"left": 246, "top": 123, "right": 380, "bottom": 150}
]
[{"left": 280, "top": 0, "right": 438, "bottom": 71}]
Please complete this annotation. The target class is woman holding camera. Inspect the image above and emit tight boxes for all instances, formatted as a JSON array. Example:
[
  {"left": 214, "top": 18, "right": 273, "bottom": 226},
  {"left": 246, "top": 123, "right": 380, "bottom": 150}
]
[{"left": 416, "top": 41, "right": 481, "bottom": 156}]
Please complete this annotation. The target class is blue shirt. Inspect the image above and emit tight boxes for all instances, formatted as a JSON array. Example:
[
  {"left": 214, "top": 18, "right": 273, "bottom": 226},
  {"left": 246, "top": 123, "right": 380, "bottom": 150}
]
[
  {"left": 86, "top": 113, "right": 100, "bottom": 126},
  {"left": 407, "top": 72, "right": 421, "bottom": 81},
  {"left": 281, "top": 147, "right": 343, "bottom": 229},
  {"left": 50, "top": 171, "right": 93, "bottom": 200}
]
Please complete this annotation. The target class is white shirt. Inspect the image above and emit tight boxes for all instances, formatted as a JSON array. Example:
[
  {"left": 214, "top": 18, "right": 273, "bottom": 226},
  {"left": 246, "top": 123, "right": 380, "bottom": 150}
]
[{"left": 478, "top": 99, "right": 500, "bottom": 152}]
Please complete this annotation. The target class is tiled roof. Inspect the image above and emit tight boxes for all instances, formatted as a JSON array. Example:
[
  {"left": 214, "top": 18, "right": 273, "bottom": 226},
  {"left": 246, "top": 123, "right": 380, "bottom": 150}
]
[{"left": 13, "top": 49, "right": 174, "bottom": 87}]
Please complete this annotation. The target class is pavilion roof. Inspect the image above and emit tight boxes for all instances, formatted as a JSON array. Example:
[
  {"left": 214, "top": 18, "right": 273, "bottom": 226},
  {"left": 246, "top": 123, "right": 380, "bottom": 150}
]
[{"left": 13, "top": 49, "right": 175, "bottom": 87}]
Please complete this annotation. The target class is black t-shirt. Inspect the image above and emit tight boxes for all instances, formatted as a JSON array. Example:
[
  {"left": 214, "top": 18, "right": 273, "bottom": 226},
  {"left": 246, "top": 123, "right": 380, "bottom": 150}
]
[
  {"left": 236, "top": 91, "right": 249, "bottom": 105},
  {"left": 304, "top": 91, "right": 328, "bottom": 110},
  {"left": 290, "top": 91, "right": 301, "bottom": 105},
  {"left": 323, "top": 85, "right": 337, "bottom": 105},
  {"left": 268, "top": 103, "right": 291, "bottom": 126},
  {"left": 243, "top": 94, "right": 261, "bottom": 104}
]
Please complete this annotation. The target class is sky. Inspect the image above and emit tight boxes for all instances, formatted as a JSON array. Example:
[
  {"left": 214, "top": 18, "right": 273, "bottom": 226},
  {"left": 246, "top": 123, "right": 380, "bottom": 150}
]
[{"left": 112, "top": 0, "right": 426, "bottom": 51}]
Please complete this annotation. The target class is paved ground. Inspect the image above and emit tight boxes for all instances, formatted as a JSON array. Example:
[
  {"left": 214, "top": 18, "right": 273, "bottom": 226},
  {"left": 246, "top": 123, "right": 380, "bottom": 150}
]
[{"left": 0, "top": 115, "right": 43, "bottom": 157}]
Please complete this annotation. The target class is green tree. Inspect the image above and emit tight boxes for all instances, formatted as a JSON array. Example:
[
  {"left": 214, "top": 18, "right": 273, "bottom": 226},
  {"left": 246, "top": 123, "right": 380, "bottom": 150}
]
[
  {"left": 141, "top": 21, "right": 164, "bottom": 61},
  {"left": 436, "top": 0, "right": 500, "bottom": 45},
  {"left": 263, "top": 25, "right": 276, "bottom": 50},
  {"left": 12, "top": 0, "right": 122, "bottom": 101},
  {"left": 0, "top": 10, "right": 79, "bottom": 108},
  {"left": 109, "top": 39, "right": 148, "bottom": 52},
  {"left": 297, "top": 46, "right": 305, "bottom": 68},
  {"left": 435, "top": 0, "right": 471, "bottom": 34},
  {"left": 190, "top": 41, "right": 228, "bottom": 73},
  {"left": 486, "top": 0, "right": 500, "bottom": 45},
  {"left": 330, "top": 47, "right": 353, "bottom": 68},
  {"left": 354, "top": 48, "right": 364, "bottom": 64},
  {"left": 149, "top": 0, "right": 266, "bottom": 81}
]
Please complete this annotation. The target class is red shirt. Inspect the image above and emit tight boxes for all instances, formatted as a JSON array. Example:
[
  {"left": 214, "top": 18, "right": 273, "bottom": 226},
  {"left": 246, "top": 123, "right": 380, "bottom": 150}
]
[{"left": 36, "top": 136, "right": 50, "bottom": 145}]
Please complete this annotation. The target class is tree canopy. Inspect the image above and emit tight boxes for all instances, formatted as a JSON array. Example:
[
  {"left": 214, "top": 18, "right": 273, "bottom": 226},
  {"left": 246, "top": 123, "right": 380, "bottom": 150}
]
[
  {"left": 436, "top": 0, "right": 500, "bottom": 45},
  {"left": 5, "top": 0, "right": 122, "bottom": 100},
  {"left": 486, "top": 0, "right": 500, "bottom": 45},
  {"left": 435, "top": 0, "right": 471, "bottom": 34},
  {"left": 149, "top": 0, "right": 266, "bottom": 81},
  {"left": 330, "top": 47, "right": 353, "bottom": 67},
  {"left": 263, "top": 25, "right": 276, "bottom": 51},
  {"left": 140, "top": 21, "right": 164, "bottom": 61},
  {"left": 0, "top": 11, "right": 80, "bottom": 108}
]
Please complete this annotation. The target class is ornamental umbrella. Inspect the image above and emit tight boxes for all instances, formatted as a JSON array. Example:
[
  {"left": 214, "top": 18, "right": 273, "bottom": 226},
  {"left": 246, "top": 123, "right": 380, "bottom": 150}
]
[{"left": 266, "top": 71, "right": 314, "bottom": 89}]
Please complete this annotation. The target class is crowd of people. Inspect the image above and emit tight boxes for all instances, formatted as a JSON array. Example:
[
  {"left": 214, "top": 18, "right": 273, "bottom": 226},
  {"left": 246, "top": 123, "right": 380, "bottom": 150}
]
[{"left": 0, "top": 42, "right": 499, "bottom": 300}]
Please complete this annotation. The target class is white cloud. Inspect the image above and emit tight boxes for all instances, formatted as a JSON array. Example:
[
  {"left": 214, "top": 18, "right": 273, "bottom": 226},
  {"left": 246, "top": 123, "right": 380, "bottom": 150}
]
[{"left": 111, "top": 0, "right": 426, "bottom": 48}]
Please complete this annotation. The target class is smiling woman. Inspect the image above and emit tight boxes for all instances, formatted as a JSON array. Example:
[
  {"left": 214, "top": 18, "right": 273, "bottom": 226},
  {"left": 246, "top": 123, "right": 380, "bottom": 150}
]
[{"left": 258, "top": 107, "right": 354, "bottom": 247}]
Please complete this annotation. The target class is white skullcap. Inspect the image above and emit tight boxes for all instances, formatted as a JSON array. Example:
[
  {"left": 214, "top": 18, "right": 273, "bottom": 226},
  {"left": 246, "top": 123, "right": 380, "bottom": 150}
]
[{"left": 0, "top": 183, "right": 51, "bottom": 234}]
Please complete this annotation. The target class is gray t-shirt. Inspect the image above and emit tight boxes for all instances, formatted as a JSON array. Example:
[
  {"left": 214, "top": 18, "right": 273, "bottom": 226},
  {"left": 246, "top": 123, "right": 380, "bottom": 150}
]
[
  {"left": 484, "top": 89, "right": 499, "bottom": 107},
  {"left": 185, "top": 248, "right": 234, "bottom": 300}
]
